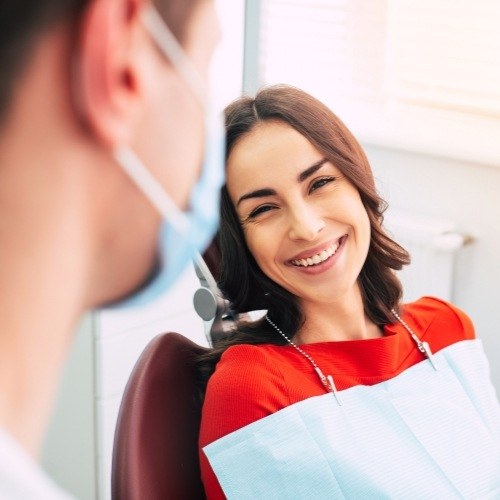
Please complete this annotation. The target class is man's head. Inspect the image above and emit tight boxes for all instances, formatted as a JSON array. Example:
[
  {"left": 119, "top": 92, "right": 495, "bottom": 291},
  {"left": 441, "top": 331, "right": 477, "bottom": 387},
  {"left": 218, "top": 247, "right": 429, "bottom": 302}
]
[
  {"left": 0, "top": 0, "right": 205, "bottom": 121},
  {"left": 0, "top": 0, "right": 220, "bottom": 308}
]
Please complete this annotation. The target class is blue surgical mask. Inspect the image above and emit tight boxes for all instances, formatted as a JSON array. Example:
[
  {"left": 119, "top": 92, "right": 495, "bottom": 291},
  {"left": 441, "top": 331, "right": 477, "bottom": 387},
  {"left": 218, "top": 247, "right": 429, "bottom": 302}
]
[{"left": 108, "top": 7, "right": 224, "bottom": 308}]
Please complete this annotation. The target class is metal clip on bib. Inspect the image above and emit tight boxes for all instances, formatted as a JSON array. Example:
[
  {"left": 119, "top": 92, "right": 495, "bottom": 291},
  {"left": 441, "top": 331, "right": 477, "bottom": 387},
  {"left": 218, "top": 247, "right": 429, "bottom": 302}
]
[
  {"left": 265, "top": 308, "right": 437, "bottom": 410},
  {"left": 391, "top": 309, "right": 438, "bottom": 371}
]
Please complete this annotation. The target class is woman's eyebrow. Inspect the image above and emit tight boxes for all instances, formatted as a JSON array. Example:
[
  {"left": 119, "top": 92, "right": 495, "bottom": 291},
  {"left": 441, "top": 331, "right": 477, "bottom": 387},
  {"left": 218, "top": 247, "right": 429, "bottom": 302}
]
[
  {"left": 297, "top": 158, "right": 329, "bottom": 182},
  {"left": 237, "top": 188, "right": 276, "bottom": 207},
  {"left": 236, "top": 158, "right": 329, "bottom": 207}
]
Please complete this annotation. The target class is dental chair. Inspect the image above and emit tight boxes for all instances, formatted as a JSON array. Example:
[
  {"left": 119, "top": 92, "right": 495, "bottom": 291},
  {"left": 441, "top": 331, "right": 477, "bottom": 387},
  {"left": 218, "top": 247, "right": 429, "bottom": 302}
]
[
  {"left": 111, "top": 331, "right": 208, "bottom": 500},
  {"left": 111, "top": 245, "right": 230, "bottom": 499}
]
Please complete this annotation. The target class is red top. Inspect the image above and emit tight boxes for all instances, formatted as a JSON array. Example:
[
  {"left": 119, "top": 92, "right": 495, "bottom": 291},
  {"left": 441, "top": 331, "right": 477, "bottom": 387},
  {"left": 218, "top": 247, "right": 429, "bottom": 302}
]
[{"left": 199, "top": 297, "right": 475, "bottom": 499}]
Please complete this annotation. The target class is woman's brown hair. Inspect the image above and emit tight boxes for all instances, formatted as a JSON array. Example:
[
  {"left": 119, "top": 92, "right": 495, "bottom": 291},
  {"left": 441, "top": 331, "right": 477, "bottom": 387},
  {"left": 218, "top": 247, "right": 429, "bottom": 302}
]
[{"left": 198, "top": 85, "right": 410, "bottom": 390}]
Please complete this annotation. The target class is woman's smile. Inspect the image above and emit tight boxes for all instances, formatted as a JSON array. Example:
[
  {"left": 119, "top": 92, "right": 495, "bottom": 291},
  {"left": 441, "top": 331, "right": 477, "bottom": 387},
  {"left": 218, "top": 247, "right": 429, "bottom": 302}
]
[
  {"left": 288, "top": 234, "right": 347, "bottom": 268},
  {"left": 287, "top": 234, "right": 349, "bottom": 276}
]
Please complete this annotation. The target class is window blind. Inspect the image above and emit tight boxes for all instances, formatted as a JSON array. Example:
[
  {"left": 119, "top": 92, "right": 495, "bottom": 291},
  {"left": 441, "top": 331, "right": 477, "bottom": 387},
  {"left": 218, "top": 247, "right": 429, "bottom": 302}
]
[
  {"left": 386, "top": 0, "right": 500, "bottom": 117},
  {"left": 256, "top": 0, "right": 500, "bottom": 165},
  {"left": 261, "top": 0, "right": 387, "bottom": 107}
]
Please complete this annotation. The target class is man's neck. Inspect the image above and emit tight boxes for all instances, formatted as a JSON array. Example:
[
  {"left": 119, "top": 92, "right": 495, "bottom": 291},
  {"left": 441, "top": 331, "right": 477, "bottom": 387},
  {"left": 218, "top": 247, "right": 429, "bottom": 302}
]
[
  {"left": 0, "top": 306, "right": 80, "bottom": 458},
  {"left": 0, "top": 146, "right": 88, "bottom": 458}
]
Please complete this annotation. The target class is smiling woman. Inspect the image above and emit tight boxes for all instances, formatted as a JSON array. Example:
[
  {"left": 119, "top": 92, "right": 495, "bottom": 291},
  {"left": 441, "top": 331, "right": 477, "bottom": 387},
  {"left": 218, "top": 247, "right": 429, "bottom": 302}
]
[
  {"left": 197, "top": 85, "right": 500, "bottom": 499},
  {"left": 229, "top": 120, "right": 376, "bottom": 337},
  {"left": 209, "top": 85, "right": 409, "bottom": 342}
]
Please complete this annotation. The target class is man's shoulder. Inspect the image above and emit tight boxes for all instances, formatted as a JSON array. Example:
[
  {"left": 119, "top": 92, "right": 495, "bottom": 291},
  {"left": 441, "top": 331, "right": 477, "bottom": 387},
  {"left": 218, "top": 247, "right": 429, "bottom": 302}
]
[{"left": 0, "top": 426, "right": 74, "bottom": 500}]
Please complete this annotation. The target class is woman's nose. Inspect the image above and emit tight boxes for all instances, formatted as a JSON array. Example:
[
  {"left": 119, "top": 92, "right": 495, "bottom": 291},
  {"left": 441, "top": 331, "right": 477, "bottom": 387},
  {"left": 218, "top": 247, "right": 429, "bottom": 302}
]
[{"left": 287, "top": 206, "right": 325, "bottom": 241}]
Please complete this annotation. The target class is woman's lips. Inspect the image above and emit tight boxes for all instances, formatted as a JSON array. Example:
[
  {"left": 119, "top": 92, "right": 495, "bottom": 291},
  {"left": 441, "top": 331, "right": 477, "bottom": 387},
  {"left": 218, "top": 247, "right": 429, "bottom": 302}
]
[
  {"left": 288, "top": 235, "right": 348, "bottom": 273},
  {"left": 291, "top": 240, "right": 340, "bottom": 267}
]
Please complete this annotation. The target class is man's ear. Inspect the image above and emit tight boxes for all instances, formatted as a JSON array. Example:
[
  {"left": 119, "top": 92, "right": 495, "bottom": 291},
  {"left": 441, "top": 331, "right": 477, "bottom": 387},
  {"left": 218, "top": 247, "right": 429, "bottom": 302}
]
[{"left": 75, "top": 0, "right": 147, "bottom": 147}]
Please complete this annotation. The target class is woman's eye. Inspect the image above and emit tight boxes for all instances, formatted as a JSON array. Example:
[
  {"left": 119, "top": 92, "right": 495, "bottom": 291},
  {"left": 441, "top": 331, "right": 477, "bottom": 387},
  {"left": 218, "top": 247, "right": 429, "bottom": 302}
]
[
  {"left": 248, "top": 205, "right": 275, "bottom": 219},
  {"left": 310, "top": 176, "right": 335, "bottom": 193}
]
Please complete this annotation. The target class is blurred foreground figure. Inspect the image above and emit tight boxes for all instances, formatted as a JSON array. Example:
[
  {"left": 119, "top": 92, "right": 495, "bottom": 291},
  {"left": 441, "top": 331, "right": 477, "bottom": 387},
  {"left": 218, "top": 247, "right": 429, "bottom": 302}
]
[{"left": 0, "top": 0, "right": 222, "bottom": 497}]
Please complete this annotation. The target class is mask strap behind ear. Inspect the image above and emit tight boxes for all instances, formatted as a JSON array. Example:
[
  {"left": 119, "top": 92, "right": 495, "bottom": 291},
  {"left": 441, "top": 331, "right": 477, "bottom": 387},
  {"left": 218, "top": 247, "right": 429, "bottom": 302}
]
[
  {"left": 141, "top": 6, "right": 207, "bottom": 108},
  {"left": 113, "top": 145, "right": 189, "bottom": 234}
]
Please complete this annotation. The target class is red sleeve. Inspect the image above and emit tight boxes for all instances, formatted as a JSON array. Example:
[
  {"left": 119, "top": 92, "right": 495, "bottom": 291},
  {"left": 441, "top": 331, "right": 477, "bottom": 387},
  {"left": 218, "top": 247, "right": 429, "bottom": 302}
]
[
  {"left": 199, "top": 344, "right": 289, "bottom": 499},
  {"left": 445, "top": 300, "right": 476, "bottom": 340},
  {"left": 413, "top": 296, "right": 476, "bottom": 349}
]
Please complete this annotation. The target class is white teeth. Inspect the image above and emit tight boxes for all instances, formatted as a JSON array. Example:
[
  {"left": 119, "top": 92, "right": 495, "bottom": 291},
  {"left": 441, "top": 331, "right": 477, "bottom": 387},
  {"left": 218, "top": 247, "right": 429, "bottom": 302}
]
[{"left": 291, "top": 240, "right": 342, "bottom": 267}]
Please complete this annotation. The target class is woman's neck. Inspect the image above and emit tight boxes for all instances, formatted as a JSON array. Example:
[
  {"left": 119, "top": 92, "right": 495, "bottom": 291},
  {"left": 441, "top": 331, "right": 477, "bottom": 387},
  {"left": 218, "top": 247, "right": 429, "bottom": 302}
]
[{"left": 295, "top": 285, "right": 382, "bottom": 344}]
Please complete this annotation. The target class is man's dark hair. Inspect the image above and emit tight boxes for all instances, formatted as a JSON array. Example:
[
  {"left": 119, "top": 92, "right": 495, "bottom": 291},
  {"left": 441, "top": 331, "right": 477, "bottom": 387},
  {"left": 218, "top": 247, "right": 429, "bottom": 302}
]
[
  {"left": 0, "top": 0, "right": 199, "bottom": 120},
  {"left": 0, "top": 1, "right": 83, "bottom": 119}
]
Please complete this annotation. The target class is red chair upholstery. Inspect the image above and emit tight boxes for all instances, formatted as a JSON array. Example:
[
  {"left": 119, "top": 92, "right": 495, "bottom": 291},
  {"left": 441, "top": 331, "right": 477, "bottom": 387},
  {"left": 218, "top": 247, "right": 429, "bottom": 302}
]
[
  {"left": 202, "top": 238, "right": 221, "bottom": 283},
  {"left": 112, "top": 332, "right": 208, "bottom": 500}
]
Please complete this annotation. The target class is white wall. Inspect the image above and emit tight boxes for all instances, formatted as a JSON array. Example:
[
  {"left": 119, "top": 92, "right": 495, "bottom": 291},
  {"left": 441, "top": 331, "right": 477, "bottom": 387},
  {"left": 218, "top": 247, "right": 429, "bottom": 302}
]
[
  {"left": 365, "top": 144, "right": 500, "bottom": 393},
  {"left": 41, "top": 315, "right": 96, "bottom": 499}
]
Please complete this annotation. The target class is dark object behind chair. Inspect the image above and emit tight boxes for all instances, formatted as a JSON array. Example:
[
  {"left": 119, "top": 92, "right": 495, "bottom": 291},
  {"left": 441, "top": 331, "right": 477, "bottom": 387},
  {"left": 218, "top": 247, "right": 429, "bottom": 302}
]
[{"left": 112, "top": 332, "right": 208, "bottom": 500}]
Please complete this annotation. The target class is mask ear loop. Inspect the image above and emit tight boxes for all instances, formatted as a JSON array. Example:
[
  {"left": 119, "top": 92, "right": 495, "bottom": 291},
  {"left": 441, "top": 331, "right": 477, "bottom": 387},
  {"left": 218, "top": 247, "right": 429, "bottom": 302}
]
[
  {"left": 113, "top": 146, "right": 189, "bottom": 234},
  {"left": 137, "top": 6, "right": 223, "bottom": 334},
  {"left": 115, "top": 5, "right": 211, "bottom": 216},
  {"left": 141, "top": 6, "right": 207, "bottom": 109}
]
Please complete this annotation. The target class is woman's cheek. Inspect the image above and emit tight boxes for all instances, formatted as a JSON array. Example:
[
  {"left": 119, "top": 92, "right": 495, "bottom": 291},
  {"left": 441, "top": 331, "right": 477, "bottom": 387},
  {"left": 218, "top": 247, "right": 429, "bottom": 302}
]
[
  {"left": 247, "top": 228, "right": 275, "bottom": 270},
  {"left": 244, "top": 228, "right": 263, "bottom": 260}
]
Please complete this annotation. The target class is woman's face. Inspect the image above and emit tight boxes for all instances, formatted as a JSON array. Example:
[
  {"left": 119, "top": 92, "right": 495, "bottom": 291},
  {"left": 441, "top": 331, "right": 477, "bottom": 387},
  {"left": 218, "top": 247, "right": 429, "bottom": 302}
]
[{"left": 226, "top": 120, "right": 371, "bottom": 306}]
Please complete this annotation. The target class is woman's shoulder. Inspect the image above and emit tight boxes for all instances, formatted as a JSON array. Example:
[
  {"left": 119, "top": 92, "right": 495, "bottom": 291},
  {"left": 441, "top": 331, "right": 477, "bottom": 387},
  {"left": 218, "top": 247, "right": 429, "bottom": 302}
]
[
  {"left": 403, "top": 296, "right": 475, "bottom": 344},
  {"left": 205, "top": 342, "right": 289, "bottom": 406},
  {"left": 220, "top": 342, "right": 274, "bottom": 361},
  {"left": 201, "top": 342, "right": 290, "bottom": 447},
  {"left": 209, "top": 342, "right": 286, "bottom": 389}
]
